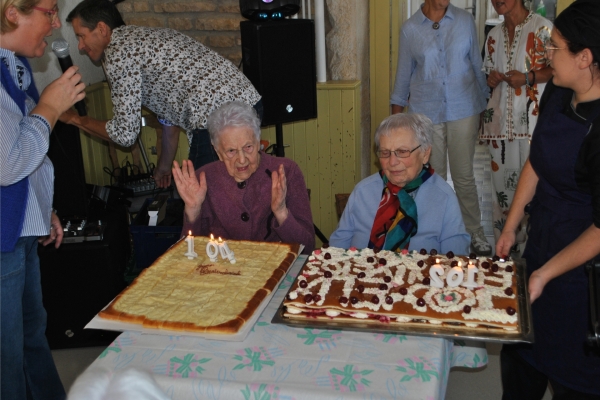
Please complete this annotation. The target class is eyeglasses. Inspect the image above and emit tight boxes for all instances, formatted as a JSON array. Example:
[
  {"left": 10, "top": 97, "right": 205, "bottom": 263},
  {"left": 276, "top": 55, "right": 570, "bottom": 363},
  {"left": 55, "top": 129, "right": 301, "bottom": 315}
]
[
  {"left": 376, "top": 145, "right": 421, "bottom": 159},
  {"left": 545, "top": 45, "right": 565, "bottom": 57},
  {"left": 223, "top": 144, "right": 256, "bottom": 159},
  {"left": 33, "top": 5, "right": 59, "bottom": 24}
]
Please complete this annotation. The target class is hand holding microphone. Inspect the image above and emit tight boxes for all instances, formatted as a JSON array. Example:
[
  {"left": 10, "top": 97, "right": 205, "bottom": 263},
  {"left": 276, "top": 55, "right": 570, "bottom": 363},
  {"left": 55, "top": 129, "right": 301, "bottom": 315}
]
[{"left": 52, "top": 39, "right": 87, "bottom": 116}]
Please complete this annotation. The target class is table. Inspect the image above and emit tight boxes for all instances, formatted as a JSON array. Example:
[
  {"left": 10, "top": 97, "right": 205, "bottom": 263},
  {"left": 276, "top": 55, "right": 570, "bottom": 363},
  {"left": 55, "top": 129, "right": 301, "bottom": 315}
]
[{"left": 87, "top": 256, "right": 488, "bottom": 399}]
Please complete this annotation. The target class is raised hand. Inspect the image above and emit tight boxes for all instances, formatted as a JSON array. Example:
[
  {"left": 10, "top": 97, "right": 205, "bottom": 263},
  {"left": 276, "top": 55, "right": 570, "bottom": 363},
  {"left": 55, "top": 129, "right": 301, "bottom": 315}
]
[
  {"left": 271, "top": 163, "right": 289, "bottom": 225},
  {"left": 172, "top": 160, "right": 207, "bottom": 222}
]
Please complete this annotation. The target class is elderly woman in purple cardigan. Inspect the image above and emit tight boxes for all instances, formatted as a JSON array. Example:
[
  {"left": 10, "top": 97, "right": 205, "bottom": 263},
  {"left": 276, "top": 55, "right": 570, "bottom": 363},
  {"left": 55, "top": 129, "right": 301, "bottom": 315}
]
[{"left": 172, "top": 101, "right": 315, "bottom": 254}]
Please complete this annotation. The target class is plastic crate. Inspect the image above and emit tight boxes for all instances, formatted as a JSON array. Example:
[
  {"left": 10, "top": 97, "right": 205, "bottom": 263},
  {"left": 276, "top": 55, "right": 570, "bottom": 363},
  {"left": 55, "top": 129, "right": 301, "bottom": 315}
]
[{"left": 130, "top": 198, "right": 183, "bottom": 273}]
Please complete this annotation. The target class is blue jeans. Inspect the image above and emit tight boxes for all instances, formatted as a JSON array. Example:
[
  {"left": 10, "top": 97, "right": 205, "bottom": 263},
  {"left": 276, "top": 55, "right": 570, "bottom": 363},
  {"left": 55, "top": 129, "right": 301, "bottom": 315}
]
[
  {"left": 188, "top": 100, "right": 264, "bottom": 170},
  {"left": 1, "top": 237, "right": 65, "bottom": 400}
]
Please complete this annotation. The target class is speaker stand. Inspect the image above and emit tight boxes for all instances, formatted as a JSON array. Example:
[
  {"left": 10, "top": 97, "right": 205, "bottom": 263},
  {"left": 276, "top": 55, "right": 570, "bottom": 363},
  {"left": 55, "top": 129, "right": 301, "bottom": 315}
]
[
  {"left": 270, "top": 127, "right": 329, "bottom": 245},
  {"left": 274, "top": 123, "right": 285, "bottom": 157}
]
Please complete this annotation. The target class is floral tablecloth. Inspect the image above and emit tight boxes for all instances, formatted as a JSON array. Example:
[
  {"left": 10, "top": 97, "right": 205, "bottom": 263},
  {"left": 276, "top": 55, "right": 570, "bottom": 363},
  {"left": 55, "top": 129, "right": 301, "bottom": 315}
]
[{"left": 89, "top": 256, "right": 487, "bottom": 399}]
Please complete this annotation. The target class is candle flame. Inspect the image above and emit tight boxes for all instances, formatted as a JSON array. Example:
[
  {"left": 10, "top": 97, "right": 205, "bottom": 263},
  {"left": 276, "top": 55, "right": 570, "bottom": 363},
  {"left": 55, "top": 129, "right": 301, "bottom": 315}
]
[
  {"left": 210, "top": 233, "right": 214, "bottom": 240},
  {"left": 457, "top": 261, "right": 462, "bottom": 267},
  {"left": 435, "top": 258, "right": 440, "bottom": 264},
  {"left": 218, "top": 237, "right": 223, "bottom": 243},
  {"left": 188, "top": 230, "right": 192, "bottom": 235}
]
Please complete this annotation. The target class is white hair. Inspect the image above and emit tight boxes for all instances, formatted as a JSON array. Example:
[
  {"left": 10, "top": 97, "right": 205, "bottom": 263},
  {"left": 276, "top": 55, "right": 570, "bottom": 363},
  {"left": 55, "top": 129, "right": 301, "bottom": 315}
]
[{"left": 67, "top": 367, "right": 169, "bottom": 400}]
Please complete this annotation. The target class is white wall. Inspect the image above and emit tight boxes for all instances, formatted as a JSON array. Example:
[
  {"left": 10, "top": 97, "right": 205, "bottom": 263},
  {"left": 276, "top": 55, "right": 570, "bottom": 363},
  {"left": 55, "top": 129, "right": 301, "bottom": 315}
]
[{"left": 29, "top": 0, "right": 105, "bottom": 91}]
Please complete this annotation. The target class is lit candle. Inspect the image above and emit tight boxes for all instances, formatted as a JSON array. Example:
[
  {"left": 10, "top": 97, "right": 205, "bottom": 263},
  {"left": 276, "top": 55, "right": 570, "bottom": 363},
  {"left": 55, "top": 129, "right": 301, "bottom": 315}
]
[
  {"left": 205, "top": 234, "right": 218, "bottom": 262},
  {"left": 447, "top": 261, "right": 464, "bottom": 287},
  {"left": 462, "top": 260, "right": 479, "bottom": 288},
  {"left": 429, "top": 258, "right": 444, "bottom": 288},
  {"left": 218, "top": 237, "right": 236, "bottom": 264},
  {"left": 184, "top": 231, "right": 198, "bottom": 259}
]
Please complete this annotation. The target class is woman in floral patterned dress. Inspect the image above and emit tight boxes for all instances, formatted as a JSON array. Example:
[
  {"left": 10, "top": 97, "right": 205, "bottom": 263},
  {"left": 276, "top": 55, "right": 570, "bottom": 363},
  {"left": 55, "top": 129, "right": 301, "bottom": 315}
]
[{"left": 480, "top": 0, "right": 553, "bottom": 251}]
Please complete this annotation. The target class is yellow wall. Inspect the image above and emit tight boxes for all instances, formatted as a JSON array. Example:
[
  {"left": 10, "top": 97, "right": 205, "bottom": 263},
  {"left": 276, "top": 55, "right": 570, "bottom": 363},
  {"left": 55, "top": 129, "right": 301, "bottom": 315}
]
[{"left": 79, "top": 80, "right": 362, "bottom": 246}]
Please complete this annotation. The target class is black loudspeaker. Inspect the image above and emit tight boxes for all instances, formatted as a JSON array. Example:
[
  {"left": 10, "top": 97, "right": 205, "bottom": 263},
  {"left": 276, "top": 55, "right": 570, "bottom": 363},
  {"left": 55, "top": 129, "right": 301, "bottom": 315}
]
[
  {"left": 47, "top": 121, "right": 88, "bottom": 218},
  {"left": 241, "top": 19, "right": 317, "bottom": 126},
  {"left": 39, "top": 205, "right": 130, "bottom": 349},
  {"left": 239, "top": 0, "right": 300, "bottom": 20}
]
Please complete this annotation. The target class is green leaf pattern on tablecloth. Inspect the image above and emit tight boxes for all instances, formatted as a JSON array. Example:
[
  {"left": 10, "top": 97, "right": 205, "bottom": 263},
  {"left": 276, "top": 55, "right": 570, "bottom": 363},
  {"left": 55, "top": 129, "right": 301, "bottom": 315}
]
[
  {"left": 233, "top": 346, "right": 275, "bottom": 371},
  {"left": 329, "top": 364, "right": 373, "bottom": 392},
  {"left": 241, "top": 383, "right": 281, "bottom": 400},
  {"left": 98, "top": 344, "right": 121, "bottom": 359},
  {"left": 374, "top": 333, "right": 408, "bottom": 344},
  {"left": 396, "top": 356, "right": 439, "bottom": 382},
  {"left": 297, "top": 328, "right": 341, "bottom": 346},
  {"left": 168, "top": 354, "right": 211, "bottom": 378}
]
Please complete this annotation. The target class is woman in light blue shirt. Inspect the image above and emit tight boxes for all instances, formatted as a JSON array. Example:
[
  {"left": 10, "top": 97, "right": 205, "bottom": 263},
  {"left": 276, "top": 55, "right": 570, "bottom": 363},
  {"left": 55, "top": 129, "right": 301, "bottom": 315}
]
[
  {"left": 390, "top": 0, "right": 490, "bottom": 256},
  {"left": 330, "top": 113, "right": 470, "bottom": 255}
]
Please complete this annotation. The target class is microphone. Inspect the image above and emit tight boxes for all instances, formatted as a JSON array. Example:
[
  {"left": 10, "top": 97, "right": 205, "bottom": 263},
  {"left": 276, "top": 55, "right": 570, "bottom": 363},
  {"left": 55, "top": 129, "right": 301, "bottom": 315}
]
[{"left": 52, "top": 39, "right": 87, "bottom": 116}]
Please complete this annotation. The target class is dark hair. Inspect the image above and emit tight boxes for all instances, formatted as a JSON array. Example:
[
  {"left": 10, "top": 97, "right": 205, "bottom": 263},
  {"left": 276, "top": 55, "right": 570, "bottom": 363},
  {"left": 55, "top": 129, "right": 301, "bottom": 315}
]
[
  {"left": 66, "top": 0, "right": 126, "bottom": 30},
  {"left": 553, "top": 0, "right": 600, "bottom": 65}
]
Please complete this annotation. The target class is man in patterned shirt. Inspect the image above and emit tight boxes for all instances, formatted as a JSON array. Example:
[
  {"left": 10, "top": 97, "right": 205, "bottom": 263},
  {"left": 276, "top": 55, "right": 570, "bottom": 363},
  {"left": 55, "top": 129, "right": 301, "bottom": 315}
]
[{"left": 61, "top": 0, "right": 262, "bottom": 188}]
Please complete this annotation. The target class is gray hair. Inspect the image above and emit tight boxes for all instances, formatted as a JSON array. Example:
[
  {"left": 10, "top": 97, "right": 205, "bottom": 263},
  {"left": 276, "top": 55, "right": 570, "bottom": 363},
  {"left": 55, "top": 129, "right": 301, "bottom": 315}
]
[
  {"left": 207, "top": 101, "right": 261, "bottom": 147},
  {"left": 374, "top": 113, "right": 433, "bottom": 153}
]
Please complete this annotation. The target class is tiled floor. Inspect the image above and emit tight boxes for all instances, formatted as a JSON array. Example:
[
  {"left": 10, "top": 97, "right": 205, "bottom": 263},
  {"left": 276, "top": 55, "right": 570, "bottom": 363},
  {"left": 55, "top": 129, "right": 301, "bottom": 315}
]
[{"left": 52, "top": 143, "right": 553, "bottom": 399}]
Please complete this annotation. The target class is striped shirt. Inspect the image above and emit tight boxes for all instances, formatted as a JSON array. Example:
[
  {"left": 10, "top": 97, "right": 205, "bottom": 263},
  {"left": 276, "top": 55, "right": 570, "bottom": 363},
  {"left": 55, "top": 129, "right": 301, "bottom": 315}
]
[{"left": 0, "top": 47, "right": 54, "bottom": 238}]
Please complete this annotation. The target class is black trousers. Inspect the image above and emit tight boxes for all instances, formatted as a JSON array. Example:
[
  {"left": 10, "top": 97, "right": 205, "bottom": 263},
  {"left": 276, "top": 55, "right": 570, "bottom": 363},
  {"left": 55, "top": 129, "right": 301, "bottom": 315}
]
[{"left": 501, "top": 344, "right": 600, "bottom": 400}]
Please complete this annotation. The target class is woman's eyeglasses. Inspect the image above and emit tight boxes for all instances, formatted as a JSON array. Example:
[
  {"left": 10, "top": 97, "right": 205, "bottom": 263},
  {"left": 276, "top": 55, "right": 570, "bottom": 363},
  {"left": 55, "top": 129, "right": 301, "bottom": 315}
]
[
  {"left": 376, "top": 145, "right": 421, "bottom": 159},
  {"left": 33, "top": 5, "right": 59, "bottom": 24},
  {"left": 545, "top": 44, "right": 565, "bottom": 57}
]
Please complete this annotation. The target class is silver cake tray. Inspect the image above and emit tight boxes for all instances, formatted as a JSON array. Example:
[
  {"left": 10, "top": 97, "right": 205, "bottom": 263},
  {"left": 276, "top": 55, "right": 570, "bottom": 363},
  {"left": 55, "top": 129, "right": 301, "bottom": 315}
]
[{"left": 272, "top": 258, "right": 534, "bottom": 344}]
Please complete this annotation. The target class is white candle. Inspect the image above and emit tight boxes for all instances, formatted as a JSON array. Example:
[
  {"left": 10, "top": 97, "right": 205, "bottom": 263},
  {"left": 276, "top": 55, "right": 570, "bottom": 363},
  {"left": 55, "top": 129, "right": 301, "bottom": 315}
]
[
  {"left": 218, "top": 237, "right": 236, "bottom": 264},
  {"left": 447, "top": 261, "right": 464, "bottom": 287},
  {"left": 184, "top": 230, "right": 198, "bottom": 259},
  {"left": 205, "top": 234, "right": 218, "bottom": 262},
  {"left": 429, "top": 259, "right": 444, "bottom": 288},
  {"left": 462, "top": 261, "right": 479, "bottom": 288}
]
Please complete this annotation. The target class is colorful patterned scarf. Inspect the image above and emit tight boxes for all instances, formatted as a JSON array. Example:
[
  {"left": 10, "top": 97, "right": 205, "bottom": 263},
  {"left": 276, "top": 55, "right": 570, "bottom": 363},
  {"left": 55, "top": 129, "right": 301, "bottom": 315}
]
[{"left": 368, "top": 164, "right": 434, "bottom": 252}]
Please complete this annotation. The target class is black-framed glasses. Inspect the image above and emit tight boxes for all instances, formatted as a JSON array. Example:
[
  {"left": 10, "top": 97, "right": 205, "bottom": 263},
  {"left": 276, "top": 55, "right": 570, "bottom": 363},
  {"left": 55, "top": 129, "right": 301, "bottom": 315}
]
[
  {"left": 33, "top": 5, "right": 59, "bottom": 24},
  {"left": 376, "top": 145, "right": 421, "bottom": 159}
]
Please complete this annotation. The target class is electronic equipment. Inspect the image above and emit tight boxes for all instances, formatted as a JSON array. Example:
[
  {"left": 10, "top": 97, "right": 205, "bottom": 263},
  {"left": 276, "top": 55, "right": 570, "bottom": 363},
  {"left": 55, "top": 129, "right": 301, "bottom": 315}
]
[
  {"left": 240, "top": 19, "right": 317, "bottom": 156},
  {"left": 61, "top": 218, "right": 105, "bottom": 244},
  {"left": 51, "top": 39, "right": 87, "bottom": 116},
  {"left": 240, "top": 0, "right": 300, "bottom": 20}
]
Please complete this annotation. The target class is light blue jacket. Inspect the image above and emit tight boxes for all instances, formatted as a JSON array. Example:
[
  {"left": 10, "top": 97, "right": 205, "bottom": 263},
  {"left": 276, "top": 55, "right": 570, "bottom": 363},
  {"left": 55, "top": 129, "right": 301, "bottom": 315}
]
[{"left": 330, "top": 173, "right": 470, "bottom": 254}]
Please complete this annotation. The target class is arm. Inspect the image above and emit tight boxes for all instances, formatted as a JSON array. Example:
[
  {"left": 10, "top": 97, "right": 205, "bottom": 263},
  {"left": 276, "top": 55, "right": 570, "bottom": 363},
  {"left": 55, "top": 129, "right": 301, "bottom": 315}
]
[
  {"left": 468, "top": 17, "right": 489, "bottom": 98},
  {"left": 496, "top": 158, "right": 538, "bottom": 257},
  {"left": 390, "top": 26, "right": 413, "bottom": 110},
  {"left": 1, "top": 67, "right": 85, "bottom": 185},
  {"left": 60, "top": 109, "right": 111, "bottom": 141},
  {"left": 153, "top": 125, "right": 181, "bottom": 188},
  {"left": 439, "top": 189, "right": 471, "bottom": 255},
  {"left": 329, "top": 190, "right": 358, "bottom": 249},
  {"left": 172, "top": 160, "right": 207, "bottom": 224},
  {"left": 391, "top": 105, "right": 405, "bottom": 114},
  {"left": 271, "top": 163, "right": 315, "bottom": 254},
  {"left": 38, "top": 212, "right": 64, "bottom": 248},
  {"left": 503, "top": 66, "right": 553, "bottom": 89},
  {"left": 528, "top": 224, "right": 600, "bottom": 303}
]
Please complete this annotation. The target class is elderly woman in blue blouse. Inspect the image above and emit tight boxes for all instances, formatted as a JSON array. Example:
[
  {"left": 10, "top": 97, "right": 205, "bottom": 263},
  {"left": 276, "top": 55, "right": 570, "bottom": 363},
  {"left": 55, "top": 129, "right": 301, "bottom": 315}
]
[{"left": 329, "top": 113, "right": 470, "bottom": 254}]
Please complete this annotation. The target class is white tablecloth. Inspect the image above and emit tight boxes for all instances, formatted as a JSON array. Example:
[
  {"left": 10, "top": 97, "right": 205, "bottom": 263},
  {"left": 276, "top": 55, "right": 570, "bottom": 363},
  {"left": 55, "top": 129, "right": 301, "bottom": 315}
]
[{"left": 88, "top": 256, "right": 487, "bottom": 399}]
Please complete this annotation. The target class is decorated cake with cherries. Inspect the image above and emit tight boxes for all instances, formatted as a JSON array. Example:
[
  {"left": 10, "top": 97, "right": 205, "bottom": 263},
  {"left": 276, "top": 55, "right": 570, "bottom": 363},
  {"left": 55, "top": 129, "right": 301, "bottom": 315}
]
[{"left": 283, "top": 245, "right": 520, "bottom": 332}]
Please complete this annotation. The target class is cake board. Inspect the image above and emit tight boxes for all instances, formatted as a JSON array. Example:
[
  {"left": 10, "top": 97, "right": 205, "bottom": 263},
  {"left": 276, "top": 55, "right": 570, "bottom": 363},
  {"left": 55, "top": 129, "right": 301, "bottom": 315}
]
[{"left": 272, "top": 259, "right": 534, "bottom": 344}]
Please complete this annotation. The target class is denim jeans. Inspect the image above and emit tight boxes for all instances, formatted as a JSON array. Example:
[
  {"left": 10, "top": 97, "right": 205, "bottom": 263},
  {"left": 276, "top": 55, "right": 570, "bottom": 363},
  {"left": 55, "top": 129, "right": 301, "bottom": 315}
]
[
  {"left": 1, "top": 237, "right": 65, "bottom": 400},
  {"left": 188, "top": 100, "right": 264, "bottom": 170}
]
